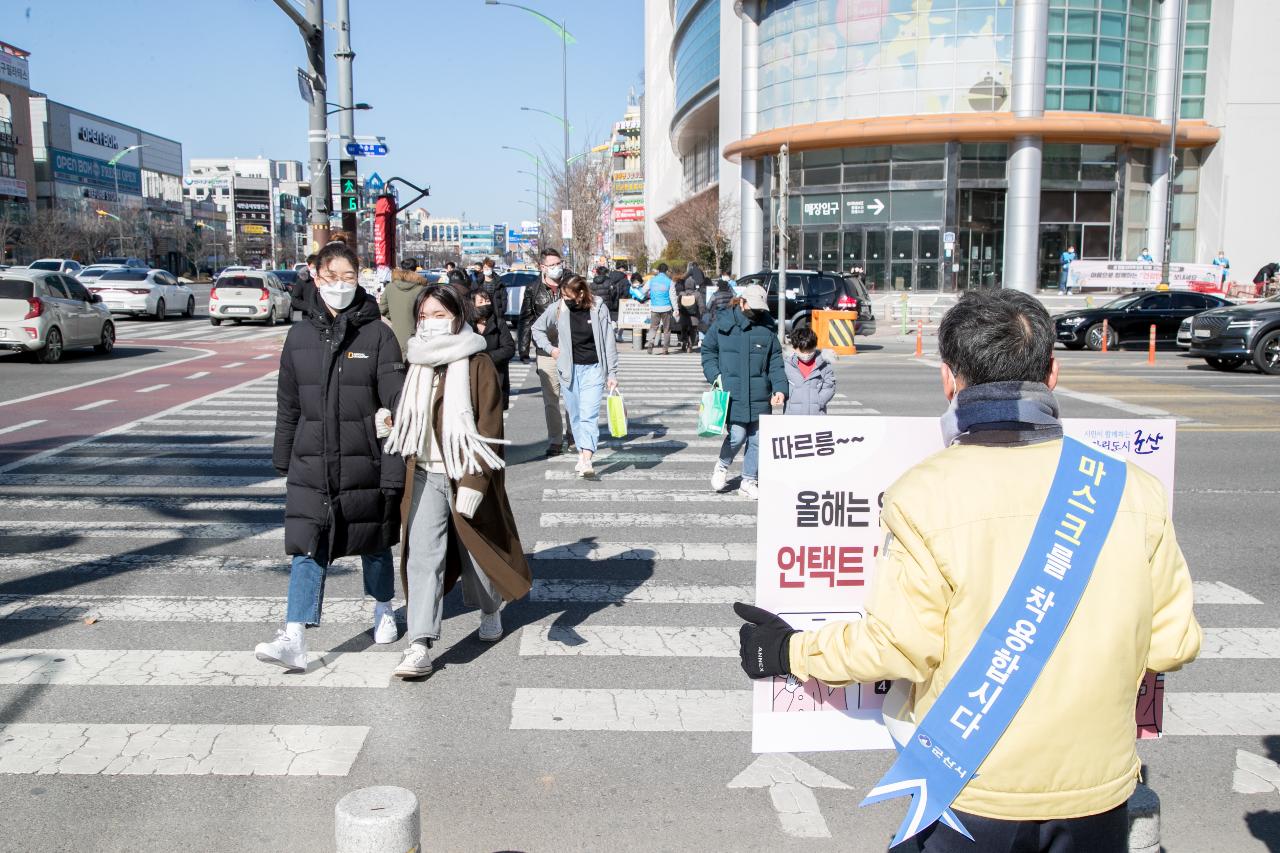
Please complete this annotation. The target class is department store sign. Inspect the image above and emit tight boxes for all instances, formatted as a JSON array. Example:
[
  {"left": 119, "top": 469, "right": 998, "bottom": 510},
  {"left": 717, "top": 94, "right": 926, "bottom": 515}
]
[
  {"left": 50, "top": 148, "right": 142, "bottom": 195},
  {"left": 0, "top": 51, "right": 29, "bottom": 89},
  {"left": 70, "top": 114, "right": 140, "bottom": 167},
  {"left": 799, "top": 191, "right": 944, "bottom": 225}
]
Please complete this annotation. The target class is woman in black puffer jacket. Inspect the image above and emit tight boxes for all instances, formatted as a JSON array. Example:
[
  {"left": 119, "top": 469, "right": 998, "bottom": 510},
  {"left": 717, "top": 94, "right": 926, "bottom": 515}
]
[{"left": 255, "top": 242, "right": 407, "bottom": 672}]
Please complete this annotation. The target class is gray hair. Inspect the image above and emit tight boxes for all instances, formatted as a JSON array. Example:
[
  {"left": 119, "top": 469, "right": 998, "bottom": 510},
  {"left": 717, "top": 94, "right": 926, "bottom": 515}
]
[{"left": 937, "top": 290, "right": 1054, "bottom": 386}]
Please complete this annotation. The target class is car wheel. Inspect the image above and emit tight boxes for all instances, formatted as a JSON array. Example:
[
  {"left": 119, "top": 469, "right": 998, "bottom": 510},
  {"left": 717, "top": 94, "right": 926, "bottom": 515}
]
[
  {"left": 153, "top": 298, "right": 166, "bottom": 321},
  {"left": 1252, "top": 329, "right": 1280, "bottom": 375},
  {"left": 265, "top": 308, "right": 276, "bottom": 327},
  {"left": 94, "top": 322, "right": 115, "bottom": 355},
  {"left": 209, "top": 317, "right": 222, "bottom": 326},
  {"left": 183, "top": 297, "right": 195, "bottom": 318},
  {"left": 1205, "top": 356, "right": 1245, "bottom": 372},
  {"left": 1084, "top": 322, "right": 1116, "bottom": 351},
  {"left": 36, "top": 328, "right": 63, "bottom": 364}
]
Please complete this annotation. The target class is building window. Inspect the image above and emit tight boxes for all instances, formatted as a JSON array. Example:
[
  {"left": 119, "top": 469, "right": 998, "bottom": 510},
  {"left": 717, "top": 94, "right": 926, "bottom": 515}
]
[
  {"left": 1043, "top": 144, "right": 1118, "bottom": 183},
  {"left": 1181, "top": 0, "right": 1211, "bottom": 119},
  {"left": 1047, "top": 0, "right": 1156, "bottom": 116},
  {"left": 959, "top": 143, "right": 1008, "bottom": 180},
  {"left": 0, "top": 150, "right": 14, "bottom": 179},
  {"left": 673, "top": 0, "right": 719, "bottom": 116}
]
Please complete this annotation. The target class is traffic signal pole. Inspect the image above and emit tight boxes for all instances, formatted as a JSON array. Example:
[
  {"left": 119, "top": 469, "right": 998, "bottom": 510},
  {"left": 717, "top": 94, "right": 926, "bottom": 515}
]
[
  {"left": 335, "top": 0, "right": 358, "bottom": 238},
  {"left": 272, "top": 0, "right": 331, "bottom": 251}
]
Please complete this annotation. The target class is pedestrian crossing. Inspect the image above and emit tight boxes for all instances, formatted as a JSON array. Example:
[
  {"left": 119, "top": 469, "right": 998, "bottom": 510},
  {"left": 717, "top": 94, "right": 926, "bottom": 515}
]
[{"left": 111, "top": 316, "right": 291, "bottom": 345}]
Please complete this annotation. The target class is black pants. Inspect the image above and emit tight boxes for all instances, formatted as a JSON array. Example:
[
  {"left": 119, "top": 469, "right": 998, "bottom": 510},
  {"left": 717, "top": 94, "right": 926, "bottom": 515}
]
[{"left": 893, "top": 803, "right": 1127, "bottom": 853}]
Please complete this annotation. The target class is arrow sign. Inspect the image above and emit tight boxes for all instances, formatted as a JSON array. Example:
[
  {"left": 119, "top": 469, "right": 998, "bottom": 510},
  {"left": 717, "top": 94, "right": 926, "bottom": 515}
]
[
  {"left": 1234, "top": 749, "right": 1280, "bottom": 794},
  {"left": 728, "top": 753, "right": 850, "bottom": 838},
  {"left": 870, "top": 197, "right": 886, "bottom": 216},
  {"left": 365, "top": 172, "right": 385, "bottom": 192},
  {"left": 345, "top": 142, "right": 389, "bottom": 157}
]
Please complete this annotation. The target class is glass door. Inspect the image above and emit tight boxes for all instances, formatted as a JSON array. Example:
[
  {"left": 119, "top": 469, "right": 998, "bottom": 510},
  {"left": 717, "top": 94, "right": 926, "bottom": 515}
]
[
  {"left": 864, "top": 229, "right": 887, "bottom": 291},
  {"left": 890, "top": 229, "right": 914, "bottom": 291},
  {"left": 916, "top": 229, "right": 941, "bottom": 291},
  {"left": 820, "top": 232, "right": 840, "bottom": 272}
]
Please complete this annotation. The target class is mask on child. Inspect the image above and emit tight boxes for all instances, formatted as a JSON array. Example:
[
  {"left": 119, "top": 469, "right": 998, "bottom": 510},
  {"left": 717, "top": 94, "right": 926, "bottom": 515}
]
[{"left": 798, "top": 352, "right": 818, "bottom": 363}]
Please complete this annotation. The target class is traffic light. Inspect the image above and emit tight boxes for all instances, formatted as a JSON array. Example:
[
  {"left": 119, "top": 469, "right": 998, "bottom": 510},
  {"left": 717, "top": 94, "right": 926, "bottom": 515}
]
[{"left": 339, "top": 159, "right": 359, "bottom": 234}]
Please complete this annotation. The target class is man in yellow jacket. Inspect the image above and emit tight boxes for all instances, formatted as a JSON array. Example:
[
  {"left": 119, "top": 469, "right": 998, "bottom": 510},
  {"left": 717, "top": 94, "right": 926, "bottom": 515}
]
[{"left": 736, "top": 289, "right": 1201, "bottom": 852}]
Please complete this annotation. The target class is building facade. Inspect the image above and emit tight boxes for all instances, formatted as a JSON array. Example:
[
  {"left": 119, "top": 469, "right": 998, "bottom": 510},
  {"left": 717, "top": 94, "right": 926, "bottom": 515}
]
[
  {"left": 611, "top": 97, "right": 645, "bottom": 261},
  {"left": 646, "top": 0, "right": 1279, "bottom": 292},
  {"left": 185, "top": 158, "right": 306, "bottom": 267},
  {"left": 0, "top": 40, "right": 35, "bottom": 261}
]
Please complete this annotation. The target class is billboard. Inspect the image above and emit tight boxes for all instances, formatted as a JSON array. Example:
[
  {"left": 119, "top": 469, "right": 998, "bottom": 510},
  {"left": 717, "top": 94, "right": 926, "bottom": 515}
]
[
  {"left": 50, "top": 148, "right": 141, "bottom": 196},
  {"left": 70, "top": 114, "right": 140, "bottom": 168}
]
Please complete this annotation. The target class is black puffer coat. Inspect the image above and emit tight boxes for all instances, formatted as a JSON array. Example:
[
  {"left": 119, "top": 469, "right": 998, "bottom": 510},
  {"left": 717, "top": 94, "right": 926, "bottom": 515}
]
[{"left": 273, "top": 287, "right": 406, "bottom": 559}]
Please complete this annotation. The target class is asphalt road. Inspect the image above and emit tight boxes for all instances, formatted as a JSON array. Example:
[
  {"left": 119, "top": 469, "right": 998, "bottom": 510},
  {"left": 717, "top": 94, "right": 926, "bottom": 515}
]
[{"left": 0, "top": 329, "right": 1274, "bottom": 852}]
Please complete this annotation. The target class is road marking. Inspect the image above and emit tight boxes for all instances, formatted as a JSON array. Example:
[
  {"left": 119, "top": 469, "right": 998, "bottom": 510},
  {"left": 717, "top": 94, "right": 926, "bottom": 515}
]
[
  {"left": 1054, "top": 386, "right": 1191, "bottom": 421},
  {"left": 0, "top": 521, "right": 279, "bottom": 539},
  {"left": 0, "top": 495, "right": 282, "bottom": 512},
  {"left": 0, "top": 594, "right": 383, "bottom": 623},
  {"left": 0, "top": 420, "right": 45, "bottom": 436},
  {"left": 552, "top": 453, "right": 726, "bottom": 463},
  {"left": 127, "top": 419, "right": 272, "bottom": 429},
  {"left": 510, "top": 688, "right": 751, "bottom": 732},
  {"left": 1198, "top": 628, "right": 1280, "bottom": 658},
  {"left": 71, "top": 400, "right": 115, "bottom": 412},
  {"left": 253, "top": 354, "right": 274, "bottom": 360},
  {"left": 135, "top": 384, "right": 170, "bottom": 394},
  {"left": 0, "top": 649, "right": 398, "bottom": 687},
  {"left": 531, "top": 542, "right": 754, "bottom": 562},
  {"left": 1233, "top": 749, "right": 1280, "bottom": 794},
  {"left": 1194, "top": 581, "right": 1263, "bottom": 605},
  {"left": 185, "top": 371, "right": 210, "bottom": 379},
  {"left": 6, "top": 456, "right": 271, "bottom": 470},
  {"left": 543, "top": 488, "right": 753, "bottom": 503},
  {"left": 544, "top": 470, "right": 714, "bottom": 481},
  {"left": 520, "top": 625, "right": 736, "bottom": 657},
  {"left": 62, "top": 442, "right": 271, "bottom": 454},
  {"left": 541, "top": 512, "right": 754, "bottom": 527},
  {"left": 0, "top": 724, "right": 368, "bottom": 776},
  {"left": 166, "top": 409, "right": 273, "bottom": 418},
  {"left": 0, "top": 348, "right": 216, "bottom": 409},
  {"left": 222, "top": 362, "right": 245, "bottom": 369},
  {"left": 1164, "top": 693, "right": 1280, "bottom": 736},
  {"left": 529, "top": 579, "right": 752, "bottom": 603},
  {"left": 729, "top": 754, "right": 851, "bottom": 839},
  {"left": 0, "top": 553, "right": 293, "bottom": 577}
]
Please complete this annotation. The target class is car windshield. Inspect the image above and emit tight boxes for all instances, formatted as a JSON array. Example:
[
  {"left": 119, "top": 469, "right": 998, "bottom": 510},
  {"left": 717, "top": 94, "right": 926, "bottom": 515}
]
[
  {"left": 28, "top": 261, "right": 61, "bottom": 270},
  {"left": 1101, "top": 293, "right": 1146, "bottom": 310},
  {"left": 101, "top": 269, "right": 149, "bottom": 281},
  {"left": 0, "top": 279, "right": 33, "bottom": 299},
  {"left": 216, "top": 276, "right": 264, "bottom": 289}
]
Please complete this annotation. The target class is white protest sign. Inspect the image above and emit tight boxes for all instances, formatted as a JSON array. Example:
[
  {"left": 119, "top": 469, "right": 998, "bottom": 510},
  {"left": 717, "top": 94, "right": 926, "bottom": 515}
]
[
  {"left": 618, "top": 298, "right": 650, "bottom": 327},
  {"left": 752, "top": 415, "right": 1176, "bottom": 754},
  {"left": 1068, "top": 260, "right": 1222, "bottom": 291}
]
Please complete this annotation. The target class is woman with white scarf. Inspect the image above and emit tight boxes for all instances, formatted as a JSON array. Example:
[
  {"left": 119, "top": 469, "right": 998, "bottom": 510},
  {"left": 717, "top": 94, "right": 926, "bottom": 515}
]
[{"left": 383, "top": 284, "right": 532, "bottom": 679}]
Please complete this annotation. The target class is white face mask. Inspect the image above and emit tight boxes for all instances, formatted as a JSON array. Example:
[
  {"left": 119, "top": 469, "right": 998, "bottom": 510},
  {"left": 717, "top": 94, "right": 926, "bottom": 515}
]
[
  {"left": 798, "top": 351, "right": 817, "bottom": 363},
  {"left": 415, "top": 317, "right": 453, "bottom": 340},
  {"left": 318, "top": 283, "right": 356, "bottom": 310},
  {"left": 545, "top": 264, "right": 564, "bottom": 281}
]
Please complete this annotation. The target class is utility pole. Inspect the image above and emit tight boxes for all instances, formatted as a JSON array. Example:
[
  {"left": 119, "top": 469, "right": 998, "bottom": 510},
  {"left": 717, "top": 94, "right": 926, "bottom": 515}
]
[
  {"left": 776, "top": 144, "right": 789, "bottom": 346},
  {"left": 1160, "top": 0, "right": 1186, "bottom": 287},
  {"left": 335, "top": 0, "right": 357, "bottom": 238},
  {"left": 274, "top": 0, "right": 330, "bottom": 251}
]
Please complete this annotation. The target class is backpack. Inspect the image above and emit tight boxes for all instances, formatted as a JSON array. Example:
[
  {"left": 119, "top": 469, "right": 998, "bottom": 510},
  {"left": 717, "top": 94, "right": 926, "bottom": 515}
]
[{"left": 680, "top": 291, "right": 698, "bottom": 308}]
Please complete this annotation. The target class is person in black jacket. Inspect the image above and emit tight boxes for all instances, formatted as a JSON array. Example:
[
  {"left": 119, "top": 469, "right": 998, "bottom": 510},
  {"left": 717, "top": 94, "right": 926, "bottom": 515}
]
[
  {"left": 255, "top": 241, "right": 407, "bottom": 671},
  {"left": 519, "top": 247, "right": 577, "bottom": 456},
  {"left": 478, "top": 257, "right": 507, "bottom": 316},
  {"left": 707, "top": 274, "right": 734, "bottom": 326},
  {"left": 471, "top": 285, "right": 516, "bottom": 409},
  {"left": 675, "top": 272, "right": 707, "bottom": 352}
]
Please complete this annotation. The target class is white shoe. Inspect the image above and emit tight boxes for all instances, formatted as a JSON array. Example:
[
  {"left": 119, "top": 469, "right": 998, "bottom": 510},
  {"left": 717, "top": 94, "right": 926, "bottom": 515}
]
[
  {"left": 254, "top": 626, "right": 307, "bottom": 671},
  {"left": 580, "top": 457, "right": 595, "bottom": 478},
  {"left": 373, "top": 602, "right": 398, "bottom": 644},
  {"left": 738, "top": 479, "right": 759, "bottom": 500},
  {"left": 711, "top": 462, "right": 729, "bottom": 492},
  {"left": 479, "top": 609, "right": 503, "bottom": 642},
  {"left": 394, "top": 642, "right": 433, "bottom": 679}
]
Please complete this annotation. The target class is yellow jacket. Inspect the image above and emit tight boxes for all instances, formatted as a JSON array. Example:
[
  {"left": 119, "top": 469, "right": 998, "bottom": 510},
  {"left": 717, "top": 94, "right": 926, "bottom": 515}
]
[{"left": 788, "top": 438, "right": 1201, "bottom": 821}]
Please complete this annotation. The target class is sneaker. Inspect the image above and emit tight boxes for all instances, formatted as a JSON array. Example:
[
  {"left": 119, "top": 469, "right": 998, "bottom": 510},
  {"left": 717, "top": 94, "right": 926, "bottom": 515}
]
[
  {"left": 738, "top": 479, "right": 760, "bottom": 500},
  {"left": 574, "top": 458, "right": 588, "bottom": 478},
  {"left": 479, "top": 610, "right": 503, "bottom": 642},
  {"left": 580, "top": 457, "right": 595, "bottom": 478},
  {"left": 254, "top": 627, "right": 307, "bottom": 672},
  {"left": 710, "top": 462, "right": 729, "bottom": 492},
  {"left": 546, "top": 442, "right": 563, "bottom": 457},
  {"left": 373, "top": 602, "right": 398, "bottom": 644},
  {"left": 394, "top": 642, "right": 433, "bottom": 679}
]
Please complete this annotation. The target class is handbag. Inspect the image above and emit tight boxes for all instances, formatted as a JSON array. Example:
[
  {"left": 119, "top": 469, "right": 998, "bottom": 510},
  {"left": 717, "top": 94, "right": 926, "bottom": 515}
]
[
  {"left": 696, "top": 376, "right": 730, "bottom": 437},
  {"left": 607, "top": 388, "right": 628, "bottom": 438}
]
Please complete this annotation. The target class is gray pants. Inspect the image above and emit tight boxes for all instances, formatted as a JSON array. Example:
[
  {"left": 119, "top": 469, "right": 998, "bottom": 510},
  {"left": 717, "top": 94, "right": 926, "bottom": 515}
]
[{"left": 405, "top": 469, "right": 501, "bottom": 643}]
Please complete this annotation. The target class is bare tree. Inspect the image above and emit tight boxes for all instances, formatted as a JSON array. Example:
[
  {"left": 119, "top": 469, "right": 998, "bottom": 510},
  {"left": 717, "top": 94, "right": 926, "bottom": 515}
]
[
  {"left": 0, "top": 203, "right": 26, "bottom": 264},
  {"left": 26, "top": 207, "right": 77, "bottom": 259},
  {"left": 545, "top": 156, "right": 611, "bottom": 275},
  {"left": 661, "top": 190, "right": 738, "bottom": 276}
]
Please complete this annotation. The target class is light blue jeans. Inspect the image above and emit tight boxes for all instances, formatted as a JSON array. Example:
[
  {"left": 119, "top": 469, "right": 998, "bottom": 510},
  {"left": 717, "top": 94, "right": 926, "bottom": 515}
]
[
  {"left": 719, "top": 421, "right": 760, "bottom": 482},
  {"left": 560, "top": 361, "right": 605, "bottom": 453},
  {"left": 286, "top": 544, "right": 394, "bottom": 626}
]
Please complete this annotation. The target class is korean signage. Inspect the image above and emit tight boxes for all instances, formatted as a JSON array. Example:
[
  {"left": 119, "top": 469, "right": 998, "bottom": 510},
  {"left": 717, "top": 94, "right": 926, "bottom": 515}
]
[
  {"left": 0, "top": 50, "right": 29, "bottom": 89},
  {"left": 234, "top": 198, "right": 271, "bottom": 223},
  {"left": 797, "top": 190, "right": 945, "bottom": 226},
  {"left": 50, "top": 148, "right": 141, "bottom": 196},
  {"left": 0, "top": 177, "right": 26, "bottom": 199},
  {"left": 752, "top": 415, "right": 1175, "bottom": 753},
  {"left": 70, "top": 114, "right": 140, "bottom": 168},
  {"left": 183, "top": 175, "right": 230, "bottom": 190},
  {"left": 1067, "top": 261, "right": 1222, "bottom": 291}
]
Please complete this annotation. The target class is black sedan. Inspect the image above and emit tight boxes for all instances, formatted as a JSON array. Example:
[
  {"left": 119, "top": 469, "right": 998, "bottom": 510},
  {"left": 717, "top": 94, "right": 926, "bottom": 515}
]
[
  {"left": 1186, "top": 294, "right": 1280, "bottom": 374},
  {"left": 1054, "top": 290, "right": 1232, "bottom": 350}
]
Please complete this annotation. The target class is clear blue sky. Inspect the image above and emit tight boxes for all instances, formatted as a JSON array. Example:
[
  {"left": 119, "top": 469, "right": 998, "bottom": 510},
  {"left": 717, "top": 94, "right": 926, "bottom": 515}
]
[{"left": 0, "top": 0, "right": 643, "bottom": 225}]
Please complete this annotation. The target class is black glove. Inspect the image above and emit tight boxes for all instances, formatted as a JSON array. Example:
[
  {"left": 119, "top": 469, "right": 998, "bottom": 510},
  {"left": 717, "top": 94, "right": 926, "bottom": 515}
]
[{"left": 734, "top": 602, "right": 797, "bottom": 680}]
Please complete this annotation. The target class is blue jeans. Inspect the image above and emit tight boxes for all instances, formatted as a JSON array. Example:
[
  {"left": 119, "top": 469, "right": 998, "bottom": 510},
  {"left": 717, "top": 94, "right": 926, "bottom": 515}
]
[
  {"left": 1058, "top": 268, "right": 1070, "bottom": 293},
  {"left": 560, "top": 361, "right": 605, "bottom": 453},
  {"left": 285, "top": 544, "right": 395, "bottom": 625},
  {"left": 719, "top": 421, "right": 760, "bottom": 482}
]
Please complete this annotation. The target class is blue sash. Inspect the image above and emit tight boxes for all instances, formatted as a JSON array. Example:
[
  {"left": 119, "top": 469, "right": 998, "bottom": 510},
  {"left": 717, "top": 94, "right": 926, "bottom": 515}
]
[{"left": 862, "top": 437, "right": 1127, "bottom": 846}]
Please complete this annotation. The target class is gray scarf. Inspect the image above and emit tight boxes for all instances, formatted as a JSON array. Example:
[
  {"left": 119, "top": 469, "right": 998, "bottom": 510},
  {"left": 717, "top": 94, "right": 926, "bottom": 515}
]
[{"left": 940, "top": 381, "right": 1062, "bottom": 447}]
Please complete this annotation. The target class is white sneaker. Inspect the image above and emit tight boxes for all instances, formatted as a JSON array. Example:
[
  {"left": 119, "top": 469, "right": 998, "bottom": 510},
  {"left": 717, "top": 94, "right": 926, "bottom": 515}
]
[
  {"left": 254, "top": 626, "right": 307, "bottom": 671},
  {"left": 574, "top": 459, "right": 587, "bottom": 478},
  {"left": 738, "top": 479, "right": 760, "bottom": 500},
  {"left": 394, "top": 642, "right": 433, "bottom": 679},
  {"left": 580, "top": 457, "right": 595, "bottom": 478},
  {"left": 479, "top": 609, "right": 503, "bottom": 642},
  {"left": 373, "top": 602, "right": 398, "bottom": 644},
  {"left": 711, "top": 462, "right": 729, "bottom": 492}
]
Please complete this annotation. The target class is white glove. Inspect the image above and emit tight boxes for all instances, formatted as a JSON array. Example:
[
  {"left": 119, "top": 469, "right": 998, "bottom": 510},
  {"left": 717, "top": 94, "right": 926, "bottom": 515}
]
[
  {"left": 374, "top": 407, "right": 392, "bottom": 439},
  {"left": 455, "top": 486, "right": 484, "bottom": 519}
]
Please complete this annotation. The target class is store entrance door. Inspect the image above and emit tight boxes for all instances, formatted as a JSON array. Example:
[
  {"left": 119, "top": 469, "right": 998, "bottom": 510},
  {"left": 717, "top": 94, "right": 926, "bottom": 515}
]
[{"left": 888, "top": 227, "right": 942, "bottom": 291}]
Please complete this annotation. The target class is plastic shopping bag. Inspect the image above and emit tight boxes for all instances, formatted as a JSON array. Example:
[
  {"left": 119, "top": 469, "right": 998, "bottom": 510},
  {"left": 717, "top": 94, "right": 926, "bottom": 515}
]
[
  {"left": 607, "top": 389, "right": 628, "bottom": 438},
  {"left": 696, "top": 377, "right": 730, "bottom": 437}
]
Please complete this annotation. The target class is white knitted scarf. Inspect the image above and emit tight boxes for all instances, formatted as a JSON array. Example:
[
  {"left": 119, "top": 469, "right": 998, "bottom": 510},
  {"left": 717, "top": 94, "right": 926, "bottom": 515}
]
[{"left": 384, "top": 325, "right": 508, "bottom": 478}]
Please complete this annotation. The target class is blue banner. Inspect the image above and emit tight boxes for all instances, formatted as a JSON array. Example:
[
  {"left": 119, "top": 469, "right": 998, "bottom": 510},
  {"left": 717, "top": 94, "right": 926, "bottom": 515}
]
[
  {"left": 862, "top": 437, "right": 1128, "bottom": 846},
  {"left": 50, "top": 148, "right": 141, "bottom": 196}
]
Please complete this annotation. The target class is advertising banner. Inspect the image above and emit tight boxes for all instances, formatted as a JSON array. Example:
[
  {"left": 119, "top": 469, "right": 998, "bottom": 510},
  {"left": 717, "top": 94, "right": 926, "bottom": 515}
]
[
  {"left": 0, "top": 51, "right": 29, "bottom": 89},
  {"left": 752, "top": 415, "right": 1176, "bottom": 753},
  {"left": 1068, "top": 261, "right": 1222, "bottom": 291},
  {"left": 50, "top": 148, "right": 141, "bottom": 196},
  {"left": 70, "top": 114, "right": 139, "bottom": 167}
]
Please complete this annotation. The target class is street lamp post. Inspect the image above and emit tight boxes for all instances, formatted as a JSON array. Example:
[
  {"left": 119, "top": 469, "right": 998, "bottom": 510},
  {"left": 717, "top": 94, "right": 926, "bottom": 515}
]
[
  {"left": 273, "top": 0, "right": 330, "bottom": 250},
  {"left": 1160, "top": 0, "right": 1187, "bottom": 287},
  {"left": 519, "top": 105, "right": 572, "bottom": 133},
  {"left": 107, "top": 143, "right": 147, "bottom": 255},
  {"left": 503, "top": 144, "right": 542, "bottom": 224},
  {"left": 515, "top": 168, "right": 542, "bottom": 223}
]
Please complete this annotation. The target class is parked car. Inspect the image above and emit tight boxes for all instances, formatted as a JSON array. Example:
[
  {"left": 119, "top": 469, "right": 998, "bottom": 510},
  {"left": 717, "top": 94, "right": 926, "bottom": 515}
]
[
  {"left": 76, "top": 265, "right": 120, "bottom": 286},
  {"left": 271, "top": 269, "right": 300, "bottom": 293},
  {"left": 1053, "top": 290, "right": 1232, "bottom": 350},
  {"left": 1186, "top": 293, "right": 1280, "bottom": 374},
  {"left": 88, "top": 268, "right": 196, "bottom": 320},
  {"left": 95, "top": 257, "right": 147, "bottom": 269},
  {"left": 733, "top": 269, "right": 877, "bottom": 336},
  {"left": 28, "top": 258, "right": 83, "bottom": 276},
  {"left": 209, "top": 271, "right": 292, "bottom": 326},
  {"left": 1177, "top": 316, "right": 1193, "bottom": 349},
  {"left": 498, "top": 270, "right": 539, "bottom": 319},
  {"left": 0, "top": 270, "right": 114, "bottom": 363},
  {"left": 215, "top": 265, "right": 252, "bottom": 279}
]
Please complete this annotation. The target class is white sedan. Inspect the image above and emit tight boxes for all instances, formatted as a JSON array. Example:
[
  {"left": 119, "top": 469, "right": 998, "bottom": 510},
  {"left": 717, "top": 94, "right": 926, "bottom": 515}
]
[
  {"left": 209, "top": 271, "right": 292, "bottom": 326},
  {"left": 88, "top": 269, "right": 196, "bottom": 320}
]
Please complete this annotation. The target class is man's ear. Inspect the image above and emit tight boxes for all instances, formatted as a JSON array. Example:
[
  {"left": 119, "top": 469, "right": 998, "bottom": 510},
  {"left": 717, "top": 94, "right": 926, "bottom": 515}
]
[
  {"left": 941, "top": 363, "right": 959, "bottom": 402},
  {"left": 1046, "top": 357, "right": 1060, "bottom": 391}
]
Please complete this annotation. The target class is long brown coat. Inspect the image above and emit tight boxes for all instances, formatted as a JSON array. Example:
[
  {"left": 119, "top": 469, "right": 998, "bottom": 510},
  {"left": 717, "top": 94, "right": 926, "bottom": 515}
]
[{"left": 397, "top": 353, "right": 532, "bottom": 603}]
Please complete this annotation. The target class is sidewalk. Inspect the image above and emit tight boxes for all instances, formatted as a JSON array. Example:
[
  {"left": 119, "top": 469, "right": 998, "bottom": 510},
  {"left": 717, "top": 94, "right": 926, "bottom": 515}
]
[{"left": 869, "top": 290, "right": 1105, "bottom": 333}]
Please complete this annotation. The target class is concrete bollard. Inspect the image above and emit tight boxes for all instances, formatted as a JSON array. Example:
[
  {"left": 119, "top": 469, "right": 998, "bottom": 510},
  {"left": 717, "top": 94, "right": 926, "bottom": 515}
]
[
  {"left": 1127, "top": 783, "right": 1160, "bottom": 853},
  {"left": 335, "top": 786, "right": 420, "bottom": 853}
]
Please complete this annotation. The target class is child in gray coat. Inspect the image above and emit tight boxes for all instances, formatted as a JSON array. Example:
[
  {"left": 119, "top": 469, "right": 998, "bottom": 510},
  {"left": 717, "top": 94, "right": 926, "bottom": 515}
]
[{"left": 783, "top": 326, "right": 836, "bottom": 415}]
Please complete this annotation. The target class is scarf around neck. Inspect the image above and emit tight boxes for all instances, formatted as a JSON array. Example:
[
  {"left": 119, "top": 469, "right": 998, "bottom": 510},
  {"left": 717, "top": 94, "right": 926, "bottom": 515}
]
[
  {"left": 940, "top": 381, "right": 1062, "bottom": 447},
  {"left": 384, "top": 326, "right": 508, "bottom": 477}
]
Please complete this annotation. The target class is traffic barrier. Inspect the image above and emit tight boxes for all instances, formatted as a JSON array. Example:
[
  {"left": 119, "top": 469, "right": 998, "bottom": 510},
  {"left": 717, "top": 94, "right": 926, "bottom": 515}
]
[
  {"left": 1148, "top": 324, "right": 1157, "bottom": 365},
  {"left": 1127, "top": 783, "right": 1160, "bottom": 853},
  {"left": 813, "top": 309, "right": 857, "bottom": 356},
  {"left": 335, "top": 786, "right": 420, "bottom": 853},
  {"left": 915, "top": 320, "right": 923, "bottom": 357},
  {"left": 1101, "top": 319, "right": 1110, "bottom": 353}
]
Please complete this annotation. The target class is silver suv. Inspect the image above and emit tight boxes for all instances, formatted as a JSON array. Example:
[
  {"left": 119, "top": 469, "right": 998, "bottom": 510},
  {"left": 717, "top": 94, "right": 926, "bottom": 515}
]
[{"left": 0, "top": 271, "right": 115, "bottom": 363}]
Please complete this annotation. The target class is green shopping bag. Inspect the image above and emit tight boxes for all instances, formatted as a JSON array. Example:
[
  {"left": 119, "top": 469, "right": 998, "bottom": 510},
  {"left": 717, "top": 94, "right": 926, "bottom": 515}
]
[
  {"left": 696, "top": 376, "right": 730, "bottom": 437},
  {"left": 607, "top": 388, "right": 628, "bottom": 438}
]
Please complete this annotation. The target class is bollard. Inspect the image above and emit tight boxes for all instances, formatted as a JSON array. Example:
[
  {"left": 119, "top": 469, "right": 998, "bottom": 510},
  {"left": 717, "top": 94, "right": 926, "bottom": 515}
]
[
  {"left": 1101, "top": 318, "right": 1110, "bottom": 353},
  {"left": 335, "top": 786, "right": 420, "bottom": 853},
  {"left": 915, "top": 320, "right": 923, "bottom": 357},
  {"left": 1148, "top": 324, "right": 1156, "bottom": 365},
  {"left": 1127, "top": 783, "right": 1160, "bottom": 853},
  {"left": 899, "top": 293, "right": 909, "bottom": 336}
]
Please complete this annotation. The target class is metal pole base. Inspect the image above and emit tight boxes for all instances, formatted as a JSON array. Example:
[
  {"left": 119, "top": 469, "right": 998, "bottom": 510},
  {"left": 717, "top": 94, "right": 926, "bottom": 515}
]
[{"left": 1127, "top": 783, "right": 1160, "bottom": 853}]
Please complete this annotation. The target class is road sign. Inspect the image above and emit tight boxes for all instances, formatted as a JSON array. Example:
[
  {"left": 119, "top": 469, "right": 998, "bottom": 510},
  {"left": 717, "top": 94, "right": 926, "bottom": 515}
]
[
  {"left": 943, "top": 231, "right": 956, "bottom": 243},
  {"left": 561, "top": 209, "right": 573, "bottom": 240},
  {"left": 365, "top": 172, "right": 384, "bottom": 192},
  {"left": 296, "top": 68, "right": 314, "bottom": 106},
  {"left": 345, "top": 142, "right": 388, "bottom": 157}
]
